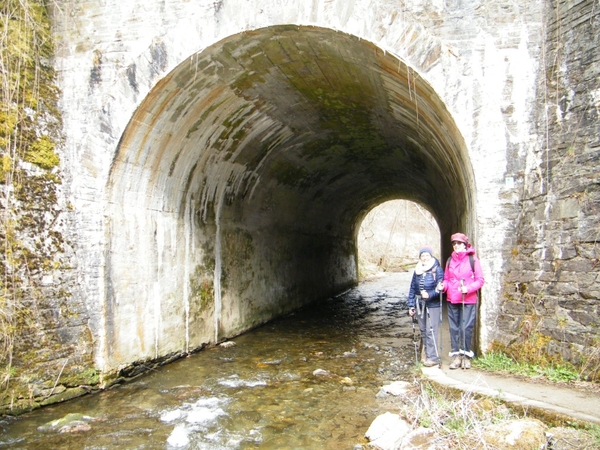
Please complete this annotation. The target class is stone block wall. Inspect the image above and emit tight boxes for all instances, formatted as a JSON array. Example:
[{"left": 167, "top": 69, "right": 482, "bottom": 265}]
[{"left": 498, "top": 0, "right": 599, "bottom": 377}]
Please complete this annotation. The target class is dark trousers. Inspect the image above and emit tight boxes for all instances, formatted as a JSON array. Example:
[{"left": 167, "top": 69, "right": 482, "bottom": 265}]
[
  {"left": 416, "top": 305, "right": 441, "bottom": 362},
  {"left": 447, "top": 303, "right": 477, "bottom": 358}
]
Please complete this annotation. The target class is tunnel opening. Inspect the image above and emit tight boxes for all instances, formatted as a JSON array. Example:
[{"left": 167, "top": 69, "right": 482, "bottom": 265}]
[
  {"left": 102, "top": 25, "right": 475, "bottom": 370},
  {"left": 357, "top": 200, "right": 441, "bottom": 278}
]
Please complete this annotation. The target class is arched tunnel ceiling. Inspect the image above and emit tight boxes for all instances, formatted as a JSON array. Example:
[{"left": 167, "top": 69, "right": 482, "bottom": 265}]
[{"left": 112, "top": 25, "right": 471, "bottom": 238}]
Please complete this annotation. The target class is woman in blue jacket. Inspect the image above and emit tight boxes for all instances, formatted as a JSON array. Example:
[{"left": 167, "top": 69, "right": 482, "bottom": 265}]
[{"left": 407, "top": 247, "right": 444, "bottom": 367}]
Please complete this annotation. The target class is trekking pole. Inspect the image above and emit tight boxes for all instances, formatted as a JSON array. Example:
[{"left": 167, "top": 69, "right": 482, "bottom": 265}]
[
  {"left": 438, "top": 285, "right": 443, "bottom": 321},
  {"left": 411, "top": 313, "right": 419, "bottom": 365},
  {"left": 425, "top": 306, "right": 441, "bottom": 368},
  {"left": 460, "top": 279, "right": 466, "bottom": 370},
  {"left": 437, "top": 282, "right": 443, "bottom": 365}
]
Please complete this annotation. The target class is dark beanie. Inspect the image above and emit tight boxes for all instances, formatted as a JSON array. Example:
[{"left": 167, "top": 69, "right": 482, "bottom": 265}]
[{"left": 419, "top": 246, "right": 433, "bottom": 257}]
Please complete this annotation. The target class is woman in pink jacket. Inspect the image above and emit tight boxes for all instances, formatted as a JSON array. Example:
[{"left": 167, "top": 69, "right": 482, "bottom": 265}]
[{"left": 439, "top": 233, "right": 484, "bottom": 369}]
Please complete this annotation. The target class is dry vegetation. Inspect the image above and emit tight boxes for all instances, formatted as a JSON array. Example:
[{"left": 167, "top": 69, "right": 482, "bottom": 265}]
[{"left": 393, "top": 379, "right": 600, "bottom": 449}]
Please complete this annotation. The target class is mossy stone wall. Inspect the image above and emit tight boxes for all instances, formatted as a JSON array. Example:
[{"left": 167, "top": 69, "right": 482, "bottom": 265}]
[
  {"left": 0, "top": 0, "right": 94, "bottom": 415},
  {"left": 498, "top": 0, "right": 600, "bottom": 379}
]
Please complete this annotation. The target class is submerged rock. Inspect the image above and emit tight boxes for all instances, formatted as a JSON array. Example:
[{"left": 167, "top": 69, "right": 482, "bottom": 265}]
[
  {"left": 37, "top": 413, "right": 96, "bottom": 433},
  {"left": 312, "top": 369, "right": 332, "bottom": 377},
  {"left": 377, "top": 381, "right": 412, "bottom": 397},
  {"left": 339, "top": 377, "right": 353, "bottom": 385},
  {"left": 58, "top": 422, "right": 91, "bottom": 433}
]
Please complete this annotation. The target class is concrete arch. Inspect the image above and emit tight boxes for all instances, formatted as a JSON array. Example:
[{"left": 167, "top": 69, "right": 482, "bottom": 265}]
[{"left": 103, "top": 25, "right": 474, "bottom": 369}]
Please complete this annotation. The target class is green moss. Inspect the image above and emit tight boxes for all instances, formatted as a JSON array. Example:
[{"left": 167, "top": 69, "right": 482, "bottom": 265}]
[
  {"left": 0, "top": 107, "right": 18, "bottom": 148},
  {"left": 39, "top": 387, "right": 88, "bottom": 406},
  {"left": 1, "top": 151, "right": 12, "bottom": 175},
  {"left": 190, "top": 265, "right": 214, "bottom": 311},
  {"left": 25, "top": 135, "right": 60, "bottom": 169},
  {"left": 0, "top": 0, "right": 69, "bottom": 394},
  {"left": 60, "top": 368, "right": 99, "bottom": 386},
  {"left": 271, "top": 159, "right": 309, "bottom": 186},
  {"left": 98, "top": 369, "right": 120, "bottom": 389}
]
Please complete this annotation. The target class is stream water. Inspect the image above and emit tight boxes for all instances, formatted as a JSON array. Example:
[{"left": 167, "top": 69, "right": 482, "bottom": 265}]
[{"left": 0, "top": 273, "right": 417, "bottom": 449}]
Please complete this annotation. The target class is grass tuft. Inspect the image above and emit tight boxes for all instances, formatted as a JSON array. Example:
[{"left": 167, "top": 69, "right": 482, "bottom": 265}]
[{"left": 474, "top": 350, "right": 579, "bottom": 383}]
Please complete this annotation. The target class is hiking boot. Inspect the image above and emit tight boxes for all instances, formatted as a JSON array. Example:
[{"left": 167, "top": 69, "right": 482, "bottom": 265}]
[
  {"left": 462, "top": 357, "right": 471, "bottom": 369},
  {"left": 449, "top": 356, "right": 462, "bottom": 370},
  {"left": 423, "top": 359, "right": 439, "bottom": 367}
]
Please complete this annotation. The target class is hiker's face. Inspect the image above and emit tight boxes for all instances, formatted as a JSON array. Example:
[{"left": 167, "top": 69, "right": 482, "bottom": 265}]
[
  {"left": 419, "top": 252, "right": 432, "bottom": 263},
  {"left": 452, "top": 241, "right": 466, "bottom": 253}
]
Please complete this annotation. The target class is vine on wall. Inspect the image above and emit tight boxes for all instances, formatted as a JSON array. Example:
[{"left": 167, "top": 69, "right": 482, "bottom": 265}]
[{"left": 0, "top": 0, "right": 64, "bottom": 392}]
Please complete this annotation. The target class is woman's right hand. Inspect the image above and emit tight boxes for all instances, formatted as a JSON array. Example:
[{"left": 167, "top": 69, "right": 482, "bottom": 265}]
[{"left": 436, "top": 282, "right": 444, "bottom": 291}]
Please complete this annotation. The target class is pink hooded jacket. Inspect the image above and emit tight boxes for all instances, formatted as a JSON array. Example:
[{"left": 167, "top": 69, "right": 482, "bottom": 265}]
[{"left": 443, "top": 247, "right": 485, "bottom": 304}]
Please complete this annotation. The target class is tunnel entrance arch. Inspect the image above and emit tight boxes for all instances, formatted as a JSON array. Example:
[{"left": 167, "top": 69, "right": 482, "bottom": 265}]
[
  {"left": 103, "top": 25, "right": 476, "bottom": 370},
  {"left": 357, "top": 199, "right": 441, "bottom": 277}
]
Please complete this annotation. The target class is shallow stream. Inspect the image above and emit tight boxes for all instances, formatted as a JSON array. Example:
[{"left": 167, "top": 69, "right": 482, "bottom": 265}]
[{"left": 0, "top": 273, "right": 416, "bottom": 449}]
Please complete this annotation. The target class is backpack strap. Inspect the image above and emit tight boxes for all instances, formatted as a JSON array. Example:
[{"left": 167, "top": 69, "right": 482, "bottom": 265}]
[
  {"left": 421, "top": 267, "right": 437, "bottom": 284},
  {"left": 447, "top": 255, "right": 475, "bottom": 276},
  {"left": 427, "top": 264, "right": 437, "bottom": 282},
  {"left": 447, "top": 254, "right": 481, "bottom": 300}
]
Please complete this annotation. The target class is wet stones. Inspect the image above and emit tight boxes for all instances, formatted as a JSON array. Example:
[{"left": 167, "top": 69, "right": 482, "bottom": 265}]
[
  {"left": 312, "top": 368, "right": 332, "bottom": 377},
  {"left": 365, "top": 412, "right": 411, "bottom": 450},
  {"left": 376, "top": 381, "right": 412, "bottom": 398},
  {"left": 37, "top": 413, "right": 101, "bottom": 434},
  {"left": 219, "top": 341, "right": 236, "bottom": 348}
]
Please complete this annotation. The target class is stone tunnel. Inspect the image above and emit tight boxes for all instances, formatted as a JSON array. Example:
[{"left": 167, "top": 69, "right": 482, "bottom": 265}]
[
  {"left": 7, "top": 0, "right": 590, "bottom": 404},
  {"left": 50, "top": 0, "right": 540, "bottom": 376},
  {"left": 105, "top": 26, "right": 473, "bottom": 368}
]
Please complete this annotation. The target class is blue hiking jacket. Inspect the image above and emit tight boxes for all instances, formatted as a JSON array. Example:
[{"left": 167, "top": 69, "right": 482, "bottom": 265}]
[{"left": 407, "top": 258, "right": 444, "bottom": 309}]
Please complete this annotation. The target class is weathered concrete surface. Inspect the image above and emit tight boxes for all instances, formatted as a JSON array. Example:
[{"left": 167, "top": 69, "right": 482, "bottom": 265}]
[
  {"left": 49, "top": 0, "right": 543, "bottom": 372},
  {"left": 6, "top": 0, "right": 594, "bottom": 413},
  {"left": 101, "top": 27, "right": 473, "bottom": 369}
]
